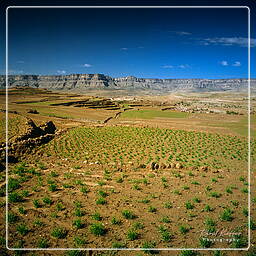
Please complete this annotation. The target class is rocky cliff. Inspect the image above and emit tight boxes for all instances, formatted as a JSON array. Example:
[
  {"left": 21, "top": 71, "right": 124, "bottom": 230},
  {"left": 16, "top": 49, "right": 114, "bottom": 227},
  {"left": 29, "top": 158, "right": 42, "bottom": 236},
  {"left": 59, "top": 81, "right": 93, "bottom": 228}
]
[{"left": 0, "top": 74, "right": 254, "bottom": 91}]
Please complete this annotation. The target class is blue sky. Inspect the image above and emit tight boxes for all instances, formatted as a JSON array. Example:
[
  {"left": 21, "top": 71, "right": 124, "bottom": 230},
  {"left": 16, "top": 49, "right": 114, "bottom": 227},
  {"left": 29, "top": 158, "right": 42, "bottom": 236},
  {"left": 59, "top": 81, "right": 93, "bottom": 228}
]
[{"left": 2, "top": 6, "right": 255, "bottom": 79}]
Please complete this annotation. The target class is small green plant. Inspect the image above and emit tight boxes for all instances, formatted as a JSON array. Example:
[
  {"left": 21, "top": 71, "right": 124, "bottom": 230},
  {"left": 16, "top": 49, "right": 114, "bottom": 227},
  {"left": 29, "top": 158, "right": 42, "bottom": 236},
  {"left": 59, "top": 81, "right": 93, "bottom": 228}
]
[
  {"left": 20, "top": 190, "right": 29, "bottom": 197},
  {"left": 56, "top": 202, "right": 65, "bottom": 211},
  {"left": 18, "top": 207, "right": 26, "bottom": 214},
  {"left": 239, "top": 176, "right": 245, "bottom": 182},
  {"left": 188, "top": 171, "right": 194, "bottom": 177},
  {"left": 74, "top": 201, "right": 82, "bottom": 208},
  {"left": 98, "top": 190, "right": 108, "bottom": 198},
  {"left": 231, "top": 235, "right": 248, "bottom": 248},
  {"left": 8, "top": 178, "right": 21, "bottom": 192},
  {"left": 185, "top": 201, "right": 194, "bottom": 210},
  {"left": 127, "top": 229, "right": 139, "bottom": 240},
  {"left": 243, "top": 208, "right": 248, "bottom": 217},
  {"left": 51, "top": 227, "right": 67, "bottom": 238},
  {"left": 74, "top": 208, "right": 85, "bottom": 217},
  {"left": 161, "top": 216, "right": 171, "bottom": 223},
  {"left": 192, "top": 197, "right": 201, "bottom": 203},
  {"left": 204, "top": 204, "right": 213, "bottom": 212},
  {"left": 9, "top": 192, "right": 23, "bottom": 203},
  {"left": 205, "top": 217, "right": 216, "bottom": 232},
  {"left": 241, "top": 187, "right": 248, "bottom": 193},
  {"left": 164, "top": 201, "right": 173, "bottom": 209},
  {"left": 133, "top": 222, "right": 145, "bottom": 230},
  {"left": 139, "top": 198, "right": 150, "bottom": 204},
  {"left": 111, "top": 216, "right": 121, "bottom": 225},
  {"left": 179, "top": 225, "right": 190, "bottom": 234},
  {"left": 16, "top": 224, "right": 29, "bottom": 235},
  {"left": 33, "top": 219, "right": 44, "bottom": 226},
  {"left": 183, "top": 185, "right": 190, "bottom": 190},
  {"left": 89, "top": 223, "right": 106, "bottom": 236},
  {"left": 48, "top": 184, "right": 57, "bottom": 192},
  {"left": 148, "top": 206, "right": 157, "bottom": 213},
  {"left": 37, "top": 238, "right": 49, "bottom": 248},
  {"left": 74, "top": 236, "right": 87, "bottom": 246},
  {"left": 116, "top": 177, "right": 124, "bottom": 183},
  {"left": 226, "top": 187, "right": 233, "bottom": 194},
  {"left": 191, "top": 180, "right": 200, "bottom": 185},
  {"left": 42, "top": 197, "right": 52, "bottom": 205},
  {"left": 8, "top": 212, "right": 18, "bottom": 223},
  {"left": 73, "top": 219, "right": 84, "bottom": 229},
  {"left": 158, "top": 225, "right": 172, "bottom": 242},
  {"left": 133, "top": 184, "right": 141, "bottom": 190},
  {"left": 50, "top": 171, "right": 59, "bottom": 177},
  {"left": 112, "top": 241, "right": 125, "bottom": 248},
  {"left": 33, "top": 199, "right": 41, "bottom": 208},
  {"left": 210, "top": 192, "right": 221, "bottom": 198},
  {"left": 80, "top": 186, "right": 89, "bottom": 194},
  {"left": 122, "top": 210, "right": 136, "bottom": 219},
  {"left": 173, "top": 190, "right": 181, "bottom": 195},
  {"left": 91, "top": 212, "right": 102, "bottom": 221},
  {"left": 220, "top": 208, "right": 234, "bottom": 221},
  {"left": 96, "top": 197, "right": 107, "bottom": 205},
  {"left": 231, "top": 200, "right": 239, "bottom": 207},
  {"left": 211, "top": 178, "right": 218, "bottom": 183},
  {"left": 98, "top": 180, "right": 106, "bottom": 186}
]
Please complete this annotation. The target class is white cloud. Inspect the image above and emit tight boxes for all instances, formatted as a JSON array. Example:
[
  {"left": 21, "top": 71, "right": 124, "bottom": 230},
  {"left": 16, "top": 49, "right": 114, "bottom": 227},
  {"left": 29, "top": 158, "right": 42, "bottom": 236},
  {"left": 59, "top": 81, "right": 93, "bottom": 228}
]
[
  {"left": 162, "top": 65, "right": 173, "bottom": 69},
  {"left": 83, "top": 64, "right": 92, "bottom": 68},
  {"left": 121, "top": 47, "right": 128, "bottom": 50},
  {"left": 176, "top": 31, "right": 192, "bottom": 36},
  {"left": 201, "top": 37, "right": 256, "bottom": 47},
  {"left": 220, "top": 61, "right": 228, "bottom": 66},
  {"left": 57, "top": 70, "right": 66, "bottom": 74},
  {"left": 178, "top": 64, "right": 190, "bottom": 69},
  {"left": 232, "top": 61, "right": 241, "bottom": 67}
]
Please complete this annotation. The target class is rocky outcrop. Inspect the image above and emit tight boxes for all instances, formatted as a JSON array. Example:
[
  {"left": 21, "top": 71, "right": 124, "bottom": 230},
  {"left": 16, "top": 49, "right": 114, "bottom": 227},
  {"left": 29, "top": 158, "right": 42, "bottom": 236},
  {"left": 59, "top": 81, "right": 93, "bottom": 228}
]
[
  {"left": 0, "top": 119, "right": 56, "bottom": 162},
  {"left": 0, "top": 74, "right": 254, "bottom": 91}
]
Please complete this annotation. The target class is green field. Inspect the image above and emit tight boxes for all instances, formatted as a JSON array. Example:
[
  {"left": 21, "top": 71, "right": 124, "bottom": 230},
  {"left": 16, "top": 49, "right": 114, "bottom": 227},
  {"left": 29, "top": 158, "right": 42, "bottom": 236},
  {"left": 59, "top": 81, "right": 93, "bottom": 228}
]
[
  {"left": 43, "top": 126, "right": 253, "bottom": 171},
  {"left": 120, "top": 109, "right": 189, "bottom": 119}
]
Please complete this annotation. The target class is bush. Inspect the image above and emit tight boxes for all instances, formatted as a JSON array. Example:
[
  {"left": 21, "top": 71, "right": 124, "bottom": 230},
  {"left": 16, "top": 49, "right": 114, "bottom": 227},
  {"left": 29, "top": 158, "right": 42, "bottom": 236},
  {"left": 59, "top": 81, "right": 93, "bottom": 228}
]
[
  {"left": 51, "top": 227, "right": 67, "bottom": 238},
  {"left": 96, "top": 197, "right": 107, "bottom": 205},
  {"left": 89, "top": 223, "right": 106, "bottom": 236},
  {"left": 127, "top": 229, "right": 139, "bottom": 240},
  {"left": 179, "top": 225, "right": 190, "bottom": 234},
  {"left": 9, "top": 192, "right": 23, "bottom": 203},
  {"left": 48, "top": 184, "right": 57, "bottom": 192},
  {"left": 122, "top": 210, "right": 136, "bottom": 219},
  {"left": 42, "top": 197, "right": 52, "bottom": 205},
  {"left": 16, "top": 224, "right": 29, "bottom": 235},
  {"left": 210, "top": 192, "right": 221, "bottom": 198},
  {"left": 91, "top": 212, "right": 102, "bottom": 221},
  {"left": 73, "top": 219, "right": 84, "bottom": 229},
  {"left": 148, "top": 206, "right": 157, "bottom": 213},
  {"left": 111, "top": 216, "right": 121, "bottom": 225},
  {"left": 38, "top": 238, "right": 49, "bottom": 248},
  {"left": 33, "top": 199, "right": 41, "bottom": 208},
  {"left": 8, "top": 178, "right": 21, "bottom": 192},
  {"left": 220, "top": 208, "right": 234, "bottom": 221},
  {"left": 185, "top": 201, "right": 194, "bottom": 210},
  {"left": 8, "top": 212, "right": 18, "bottom": 223}
]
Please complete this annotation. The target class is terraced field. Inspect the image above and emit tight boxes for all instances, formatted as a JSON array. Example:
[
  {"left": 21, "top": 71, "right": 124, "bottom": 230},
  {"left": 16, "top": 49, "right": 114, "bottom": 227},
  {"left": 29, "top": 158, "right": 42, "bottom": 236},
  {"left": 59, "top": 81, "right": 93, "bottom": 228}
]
[
  {"left": 44, "top": 126, "right": 251, "bottom": 171},
  {"left": 4, "top": 126, "right": 254, "bottom": 252}
]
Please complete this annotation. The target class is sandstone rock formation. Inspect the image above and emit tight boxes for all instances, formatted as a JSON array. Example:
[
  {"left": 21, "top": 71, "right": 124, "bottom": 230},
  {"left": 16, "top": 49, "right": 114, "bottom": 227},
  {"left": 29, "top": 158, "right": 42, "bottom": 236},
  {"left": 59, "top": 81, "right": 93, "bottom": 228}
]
[{"left": 0, "top": 74, "right": 254, "bottom": 91}]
